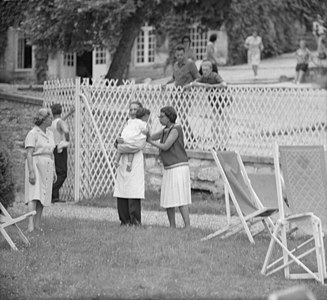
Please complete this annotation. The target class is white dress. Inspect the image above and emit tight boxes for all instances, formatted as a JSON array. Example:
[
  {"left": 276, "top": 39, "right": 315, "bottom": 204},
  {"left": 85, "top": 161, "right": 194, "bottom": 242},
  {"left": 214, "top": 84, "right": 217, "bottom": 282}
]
[
  {"left": 24, "top": 126, "right": 55, "bottom": 207},
  {"left": 113, "top": 120, "right": 145, "bottom": 199},
  {"left": 245, "top": 36, "right": 263, "bottom": 66}
]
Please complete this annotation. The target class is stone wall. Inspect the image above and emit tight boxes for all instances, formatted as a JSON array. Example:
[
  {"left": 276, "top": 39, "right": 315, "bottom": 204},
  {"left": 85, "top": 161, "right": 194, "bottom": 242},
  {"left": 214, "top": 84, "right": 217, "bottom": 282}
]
[
  {"left": 0, "top": 92, "right": 275, "bottom": 203},
  {"left": 143, "top": 148, "right": 274, "bottom": 199}
]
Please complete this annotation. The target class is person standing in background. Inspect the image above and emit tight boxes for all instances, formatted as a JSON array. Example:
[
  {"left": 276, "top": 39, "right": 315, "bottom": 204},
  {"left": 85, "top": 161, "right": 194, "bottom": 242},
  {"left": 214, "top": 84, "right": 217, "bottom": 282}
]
[
  {"left": 312, "top": 14, "right": 326, "bottom": 58},
  {"left": 294, "top": 39, "right": 312, "bottom": 84},
  {"left": 182, "top": 35, "right": 197, "bottom": 62},
  {"left": 204, "top": 34, "right": 219, "bottom": 74},
  {"left": 244, "top": 30, "right": 264, "bottom": 79},
  {"left": 50, "top": 104, "right": 74, "bottom": 203}
]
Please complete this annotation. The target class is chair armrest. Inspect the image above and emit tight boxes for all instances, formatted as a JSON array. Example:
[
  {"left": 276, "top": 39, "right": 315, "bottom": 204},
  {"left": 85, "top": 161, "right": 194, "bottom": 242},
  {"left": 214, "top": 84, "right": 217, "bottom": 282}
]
[{"left": 284, "top": 212, "right": 316, "bottom": 222}]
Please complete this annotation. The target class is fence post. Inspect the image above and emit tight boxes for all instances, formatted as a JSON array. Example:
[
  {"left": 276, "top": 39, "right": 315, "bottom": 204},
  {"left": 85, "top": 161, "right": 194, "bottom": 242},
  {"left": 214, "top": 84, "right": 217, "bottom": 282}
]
[{"left": 74, "top": 77, "right": 81, "bottom": 202}]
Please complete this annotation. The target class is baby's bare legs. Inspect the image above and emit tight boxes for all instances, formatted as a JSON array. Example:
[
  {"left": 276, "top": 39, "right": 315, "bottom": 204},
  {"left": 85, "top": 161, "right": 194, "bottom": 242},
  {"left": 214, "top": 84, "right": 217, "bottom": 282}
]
[
  {"left": 126, "top": 153, "right": 134, "bottom": 172},
  {"left": 116, "top": 152, "right": 122, "bottom": 167}
]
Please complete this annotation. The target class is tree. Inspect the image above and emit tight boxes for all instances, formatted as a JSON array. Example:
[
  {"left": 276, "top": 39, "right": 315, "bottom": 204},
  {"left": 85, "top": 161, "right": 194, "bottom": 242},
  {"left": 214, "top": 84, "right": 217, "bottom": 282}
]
[
  {"left": 225, "top": 0, "right": 327, "bottom": 65},
  {"left": 0, "top": 0, "right": 29, "bottom": 59},
  {"left": 19, "top": 0, "right": 231, "bottom": 83},
  {"left": 2, "top": 0, "right": 324, "bottom": 82}
]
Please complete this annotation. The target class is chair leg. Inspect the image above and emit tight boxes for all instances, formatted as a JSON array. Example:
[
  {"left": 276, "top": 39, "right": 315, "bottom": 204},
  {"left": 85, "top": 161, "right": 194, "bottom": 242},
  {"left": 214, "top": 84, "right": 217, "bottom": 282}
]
[
  {"left": 14, "top": 224, "right": 30, "bottom": 245},
  {"left": 261, "top": 221, "right": 281, "bottom": 275},
  {"left": 0, "top": 228, "right": 19, "bottom": 251},
  {"left": 313, "top": 220, "right": 326, "bottom": 284}
]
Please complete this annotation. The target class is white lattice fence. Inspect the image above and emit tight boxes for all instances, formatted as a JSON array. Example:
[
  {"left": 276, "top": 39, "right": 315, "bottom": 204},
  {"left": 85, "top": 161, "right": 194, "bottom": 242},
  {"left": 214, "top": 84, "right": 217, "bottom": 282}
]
[{"left": 43, "top": 78, "right": 327, "bottom": 201}]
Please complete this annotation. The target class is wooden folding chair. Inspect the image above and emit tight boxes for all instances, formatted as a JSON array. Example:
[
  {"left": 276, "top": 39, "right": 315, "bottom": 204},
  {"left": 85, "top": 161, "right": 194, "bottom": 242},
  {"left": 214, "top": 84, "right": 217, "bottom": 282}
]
[
  {"left": 201, "top": 150, "right": 278, "bottom": 244},
  {"left": 0, "top": 202, "right": 36, "bottom": 251},
  {"left": 261, "top": 144, "right": 327, "bottom": 284}
]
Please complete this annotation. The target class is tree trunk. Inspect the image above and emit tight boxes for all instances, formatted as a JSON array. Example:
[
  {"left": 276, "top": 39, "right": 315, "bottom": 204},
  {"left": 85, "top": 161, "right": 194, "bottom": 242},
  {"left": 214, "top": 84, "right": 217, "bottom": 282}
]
[
  {"left": 105, "top": 5, "right": 147, "bottom": 83},
  {"left": 35, "top": 44, "right": 49, "bottom": 84}
]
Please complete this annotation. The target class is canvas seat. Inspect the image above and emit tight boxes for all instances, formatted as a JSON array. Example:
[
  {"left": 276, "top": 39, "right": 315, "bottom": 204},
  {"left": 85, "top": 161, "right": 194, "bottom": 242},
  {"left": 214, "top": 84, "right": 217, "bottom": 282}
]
[
  {"left": 201, "top": 150, "right": 278, "bottom": 244},
  {"left": 0, "top": 202, "right": 36, "bottom": 251},
  {"left": 261, "top": 144, "right": 327, "bottom": 284}
]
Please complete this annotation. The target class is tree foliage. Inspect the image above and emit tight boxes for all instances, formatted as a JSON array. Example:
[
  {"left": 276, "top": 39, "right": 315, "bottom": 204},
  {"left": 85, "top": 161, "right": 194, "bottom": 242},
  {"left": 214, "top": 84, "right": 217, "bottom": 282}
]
[
  {"left": 1, "top": 0, "right": 326, "bottom": 82},
  {"left": 19, "top": 0, "right": 231, "bottom": 82},
  {"left": 0, "top": 0, "right": 28, "bottom": 58},
  {"left": 0, "top": 141, "right": 15, "bottom": 209},
  {"left": 157, "top": 0, "right": 231, "bottom": 66},
  {"left": 225, "top": 0, "right": 327, "bottom": 64}
]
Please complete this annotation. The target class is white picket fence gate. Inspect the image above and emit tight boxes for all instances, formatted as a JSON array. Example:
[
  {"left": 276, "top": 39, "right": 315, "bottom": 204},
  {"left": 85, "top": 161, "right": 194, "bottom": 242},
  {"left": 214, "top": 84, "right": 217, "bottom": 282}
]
[{"left": 43, "top": 78, "right": 327, "bottom": 202}]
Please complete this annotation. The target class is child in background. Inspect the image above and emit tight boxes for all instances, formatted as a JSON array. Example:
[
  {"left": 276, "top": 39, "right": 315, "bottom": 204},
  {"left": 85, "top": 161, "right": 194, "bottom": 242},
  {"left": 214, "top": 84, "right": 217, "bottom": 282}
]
[
  {"left": 294, "top": 39, "right": 312, "bottom": 84},
  {"left": 116, "top": 108, "right": 150, "bottom": 172}
]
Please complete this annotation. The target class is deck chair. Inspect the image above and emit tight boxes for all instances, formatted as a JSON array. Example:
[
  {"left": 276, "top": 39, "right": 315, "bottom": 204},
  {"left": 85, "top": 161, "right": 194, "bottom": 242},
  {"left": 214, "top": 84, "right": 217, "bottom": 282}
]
[
  {"left": 0, "top": 202, "right": 36, "bottom": 251},
  {"left": 201, "top": 150, "right": 278, "bottom": 244},
  {"left": 261, "top": 144, "right": 327, "bottom": 284}
]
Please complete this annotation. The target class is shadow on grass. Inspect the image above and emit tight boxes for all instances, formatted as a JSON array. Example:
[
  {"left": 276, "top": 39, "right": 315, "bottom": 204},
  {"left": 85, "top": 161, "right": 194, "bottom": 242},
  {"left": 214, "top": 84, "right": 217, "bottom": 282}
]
[{"left": 77, "top": 189, "right": 233, "bottom": 216}]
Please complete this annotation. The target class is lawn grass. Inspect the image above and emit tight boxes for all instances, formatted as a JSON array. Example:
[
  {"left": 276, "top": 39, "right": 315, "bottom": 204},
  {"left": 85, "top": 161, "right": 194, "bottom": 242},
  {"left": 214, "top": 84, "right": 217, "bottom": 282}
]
[
  {"left": 77, "top": 189, "right": 233, "bottom": 216},
  {"left": 1, "top": 216, "right": 326, "bottom": 300}
]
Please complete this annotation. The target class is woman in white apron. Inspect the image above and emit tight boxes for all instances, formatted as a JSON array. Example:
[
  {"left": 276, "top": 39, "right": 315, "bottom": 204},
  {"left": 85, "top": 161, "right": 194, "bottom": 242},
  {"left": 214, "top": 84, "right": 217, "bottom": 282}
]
[{"left": 113, "top": 101, "right": 145, "bottom": 226}]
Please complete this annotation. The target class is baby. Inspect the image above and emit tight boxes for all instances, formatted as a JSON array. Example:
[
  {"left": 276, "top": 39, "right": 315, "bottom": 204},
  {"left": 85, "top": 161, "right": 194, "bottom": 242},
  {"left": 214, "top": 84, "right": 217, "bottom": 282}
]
[{"left": 116, "top": 108, "right": 150, "bottom": 172}]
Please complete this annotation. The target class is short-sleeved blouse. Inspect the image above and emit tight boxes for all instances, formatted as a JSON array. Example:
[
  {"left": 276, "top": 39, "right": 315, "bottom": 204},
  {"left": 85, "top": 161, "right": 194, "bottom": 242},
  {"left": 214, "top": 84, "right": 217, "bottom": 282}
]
[{"left": 25, "top": 126, "right": 55, "bottom": 155}]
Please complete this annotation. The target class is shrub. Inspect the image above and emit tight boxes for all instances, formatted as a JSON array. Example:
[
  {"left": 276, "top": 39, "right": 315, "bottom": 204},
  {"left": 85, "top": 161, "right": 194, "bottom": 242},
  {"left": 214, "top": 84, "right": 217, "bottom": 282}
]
[{"left": 0, "top": 141, "right": 15, "bottom": 209}]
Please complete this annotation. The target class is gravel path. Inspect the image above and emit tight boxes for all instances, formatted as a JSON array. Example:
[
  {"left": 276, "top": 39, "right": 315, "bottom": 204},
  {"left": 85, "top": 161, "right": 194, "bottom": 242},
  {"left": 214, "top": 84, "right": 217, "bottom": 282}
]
[{"left": 43, "top": 203, "right": 235, "bottom": 230}]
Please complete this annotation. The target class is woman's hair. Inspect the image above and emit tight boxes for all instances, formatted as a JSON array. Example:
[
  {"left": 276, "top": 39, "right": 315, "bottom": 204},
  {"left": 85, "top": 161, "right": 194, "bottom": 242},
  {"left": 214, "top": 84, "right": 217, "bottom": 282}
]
[
  {"left": 209, "top": 34, "right": 217, "bottom": 43},
  {"left": 34, "top": 108, "right": 50, "bottom": 126},
  {"left": 51, "top": 103, "right": 62, "bottom": 115},
  {"left": 130, "top": 101, "right": 143, "bottom": 109},
  {"left": 182, "top": 35, "right": 191, "bottom": 44},
  {"left": 136, "top": 108, "right": 150, "bottom": 119},
  {"left": 201, "top": 60, "right": 213, "bottom": 69},
  {"left": 175, "top": 44, "right": 185, "bottom": 53},
  {"left": 161, "top": 106, "right": 177, "bottom": 123}
]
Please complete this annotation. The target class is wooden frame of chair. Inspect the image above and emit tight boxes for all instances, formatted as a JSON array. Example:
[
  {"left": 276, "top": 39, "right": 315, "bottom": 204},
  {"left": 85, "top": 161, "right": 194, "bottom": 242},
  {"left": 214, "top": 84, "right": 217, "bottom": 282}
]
[
  {"left": 0, "top": 202, "right": 36, "bottom": 251},
  {"left": 261, "top": 143, "right": 327, "bottom": 284},
  {"left": 201, "top": 149, "right": 277, "bottom": 244}
]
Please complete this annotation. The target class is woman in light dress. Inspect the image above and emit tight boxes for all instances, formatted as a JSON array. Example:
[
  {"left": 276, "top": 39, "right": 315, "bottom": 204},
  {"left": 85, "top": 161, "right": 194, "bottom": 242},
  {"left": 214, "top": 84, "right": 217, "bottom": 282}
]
[
  {"left": 25, "top": 108, "right": 56, "bottom": 232},
  {"left": 244, "top": 30, "right": 264, "bottom": 79}
]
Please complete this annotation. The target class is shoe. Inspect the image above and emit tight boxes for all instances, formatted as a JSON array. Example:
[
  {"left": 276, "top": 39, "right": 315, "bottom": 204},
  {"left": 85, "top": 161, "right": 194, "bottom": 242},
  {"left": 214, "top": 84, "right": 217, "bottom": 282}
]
[
  {"left": 52, "top": 198, "right": 66, "bottom": 203},
  {"left": 57, "top": 141, "right": 70, "bottom": 153}
]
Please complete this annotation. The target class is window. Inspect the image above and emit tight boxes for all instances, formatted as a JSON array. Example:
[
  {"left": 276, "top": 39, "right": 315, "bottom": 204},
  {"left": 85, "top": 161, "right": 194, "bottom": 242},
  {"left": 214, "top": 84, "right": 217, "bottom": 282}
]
[
  {"left": 189, "top": 26, "right": 208, "bottom": 60},
  {"left": 63, "top": 53, "right": 74, "bottom": 66},
  {"left": 148, "top": 29, "right": 155, "bottom": 63},
  {"left": 135, "top": 25, "right": 155, "bottom": 65},
  {"left": 17, "top": 37, "right": 32, "bottom": 69},
  {"left": 95, "top": 47, "right": 106, "bottom": 65}
]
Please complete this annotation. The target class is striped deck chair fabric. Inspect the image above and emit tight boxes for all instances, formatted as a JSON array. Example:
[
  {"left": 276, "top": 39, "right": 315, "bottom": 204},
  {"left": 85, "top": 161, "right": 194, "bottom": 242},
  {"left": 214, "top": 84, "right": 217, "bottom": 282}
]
[
  {"left": 201, "top": 150, "right": 278, "bottom": 244},
  {"left": 261, "top": 144, "right": 327, "bottom": 284}
]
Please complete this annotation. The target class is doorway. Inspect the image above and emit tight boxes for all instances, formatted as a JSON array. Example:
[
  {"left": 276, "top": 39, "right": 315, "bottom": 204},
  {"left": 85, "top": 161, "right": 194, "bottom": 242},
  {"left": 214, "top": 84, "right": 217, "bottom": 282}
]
[{"left": 76, "top": 51, "right": 92, "bottom": 78}]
